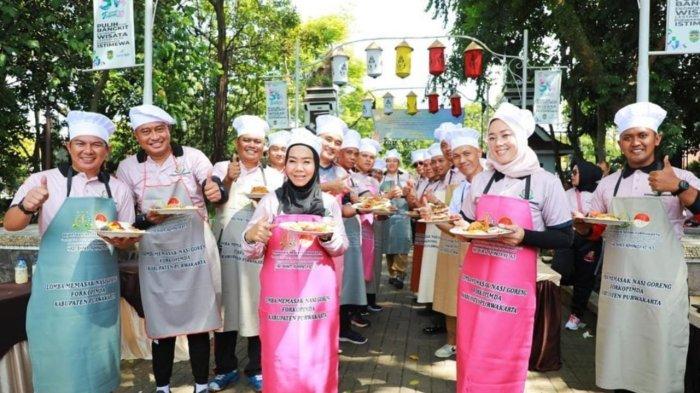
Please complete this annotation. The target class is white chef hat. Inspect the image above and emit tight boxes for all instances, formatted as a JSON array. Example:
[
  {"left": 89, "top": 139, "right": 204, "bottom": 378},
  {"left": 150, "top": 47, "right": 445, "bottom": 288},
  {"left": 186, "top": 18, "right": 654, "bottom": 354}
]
[
  {"left": 373, "top": 158, "right": 386, "bottom": 171},
  {"left": 341, "top": 129, "right": 361, "bottom": 150},
  {"left": 428, "top": 142, "right": 443, "bottom": 158},
  {"left": 232, "top": 115, "right": 269, "bottom": 139},
  {"left": 449, "top": 127, "right": 481, "bottom": 150},
  {"left": 434, "top": 122, "right": 462, "bottom": 141},
  {"left": 614, "top": 102, "right": 667, "bottom": 138},
  {"left": 411, "top": 149, "right": 427, "bottom": 164},
  {"left": 384, "top": 149, "right": 401, "bottom": 160},
  {"left": 489, "top": 102, "right": 536, "bottom": 147},
  {"left": 287, "top": 127, "right": 322, "bottom": 155},
  {"left": 67, "top": 111, "right": 116, "bottom": 144},
  {"left": 315, "top": 114, "right": 347, "bottom": 140},
  {"left": 267, "top": 130, "right": 291, "bottom": 147},
  {"left": 359, "top": 138, "right": 381, "bottom": 156},
  {"left": 129, "top": 104, "right": 175, "bottom": 130}
]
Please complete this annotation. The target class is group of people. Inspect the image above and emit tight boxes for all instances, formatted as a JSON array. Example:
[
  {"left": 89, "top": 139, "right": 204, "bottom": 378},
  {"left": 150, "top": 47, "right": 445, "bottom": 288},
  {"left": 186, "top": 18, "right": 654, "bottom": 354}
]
[{"left": 4, "top": 99, "right": 699, "bottom": 393}]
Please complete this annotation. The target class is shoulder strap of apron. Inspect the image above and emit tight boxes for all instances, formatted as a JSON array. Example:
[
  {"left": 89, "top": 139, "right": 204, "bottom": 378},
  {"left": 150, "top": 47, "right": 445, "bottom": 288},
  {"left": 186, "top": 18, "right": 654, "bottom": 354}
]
[
  {"left": 66, "top": 166, "right": 113, "bottom": 199},
  {"left": 482, "top": 172, "right": 531, "bottom": 198},
  {"left": 260, "top": 164, "right": 268, "bottom": 186},
  {"left": 612, "top": 172, "right": 623, "bottom": 197},
  {"left": 459, "top": 183, "right": 468, "bottom": 220},
  {"left": 483, "top": 172, "right": 499, "bottom": 194}
]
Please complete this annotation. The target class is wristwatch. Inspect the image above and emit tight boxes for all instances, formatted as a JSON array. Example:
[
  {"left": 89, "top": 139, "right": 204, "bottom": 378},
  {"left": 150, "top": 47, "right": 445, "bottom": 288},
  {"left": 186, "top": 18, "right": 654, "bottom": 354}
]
[
  {"left": 672, "top": 180, "right": 690, "bottom": 196},
  {"left": 17, "top": 198, "right": 36, "bottom": 215}
]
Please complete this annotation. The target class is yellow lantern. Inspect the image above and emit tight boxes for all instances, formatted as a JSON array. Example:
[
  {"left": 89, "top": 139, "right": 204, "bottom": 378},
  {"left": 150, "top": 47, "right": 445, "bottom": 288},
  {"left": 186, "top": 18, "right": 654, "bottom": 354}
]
[
  {"left": 406, "top": 91, "right": 418, "bottom": 115},
  {"left": 395, "top": 40, "right": 413, "bottom": 79}
]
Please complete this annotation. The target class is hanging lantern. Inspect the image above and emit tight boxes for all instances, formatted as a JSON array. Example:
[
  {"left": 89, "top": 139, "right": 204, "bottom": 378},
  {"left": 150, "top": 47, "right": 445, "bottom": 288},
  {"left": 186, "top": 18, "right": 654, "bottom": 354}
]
[
  {"left": 365, "top": 42, "right": 383, "bottom": 78},
  {"left": 428, "top": 40, "right": 446, "bottom": 76},
  {"left": 427, "top": 92, "right": 439, "bottom": 114},
  {"left": 464, "top": 41, "right": 484, "bottom": 79},
  {"left": 450, "top": 93, "right": 462, "bottom": 117},
  {"left": 362, "top": 95, "right": 374, "bottom": 118},
  {"left": 406, "top": 91, "right": 418, "bottom": 115},
  {"left": 395, "top": 40, "right": 413, "bottom": 79},
  {"left": 331, "top": 48, "right": 350, "bottom": 86},
  {"left": 383, "top": 92, "right": 394, "bottom": 115}
]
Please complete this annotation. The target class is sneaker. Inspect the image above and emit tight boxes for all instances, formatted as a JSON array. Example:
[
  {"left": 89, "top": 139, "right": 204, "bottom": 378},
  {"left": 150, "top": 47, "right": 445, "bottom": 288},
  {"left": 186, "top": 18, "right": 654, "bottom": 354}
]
[
  {"left": 247, "top": 374, "right": 263, "bottom": 392},
  {"left": 208, "top": 370, "right": 240, "bottom": 391},
  {"left": 564, "top": 313, "right": 587, "bottom": 331},
  {"left": 360, "top": 307, "right": 370, "bottom": 316},
  {"left": 351, "top": 315, "right": 371, "bottom": 328},
  {"left": 434, "top": 344, "right": 457, "bottom": 358},
  {"left": 388, "top": 277, "right": 398, "bottom": 285},
  {"left": 339, "top": 330, "right": 368, "bottom": 345},
  {"left": 392, "top": 278, "right": 404, "bottom": 289},
  {"left": 367, "top": 304, "right": 383, "bottom": 312},
  {"left": 193, "top": 388, "right": 209, "bottom": 393}
]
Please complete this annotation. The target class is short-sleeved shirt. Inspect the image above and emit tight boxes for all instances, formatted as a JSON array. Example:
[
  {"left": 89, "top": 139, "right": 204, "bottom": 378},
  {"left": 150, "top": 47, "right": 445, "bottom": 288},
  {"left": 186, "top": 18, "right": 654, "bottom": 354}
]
[
  {"left": 449, "top": 180, "right": 471, "bottom": 216},
  {"left": 12, "top": 167, "right": 135, "bottom": 236},
  {"left": 565, "top": 188, "right": 594, "bottom": 215},
  {"left": 590, "top": 167, "right": 700, "bottom": 240},
  {"left": 444, "top": 167, "right": 465, "bottom": 187},
  {"left": 462, "top": 169, "right": 572, "bottom": 231},
  {"left": 319, "top": 164, "right": 347, "bottom": 184},
  {"left": 116, "top": 145, "right": 212, "bottom": 212}
]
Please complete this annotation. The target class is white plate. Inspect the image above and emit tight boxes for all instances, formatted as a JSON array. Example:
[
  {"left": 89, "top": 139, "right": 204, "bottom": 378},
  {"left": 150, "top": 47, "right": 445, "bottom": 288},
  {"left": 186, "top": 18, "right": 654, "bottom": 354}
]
[
  {"left": 449, "top": 226, "right": 513, "bottom": 239},
  {"left": 151, "top": 206, "right": 200, "bottom": 215},
  {"left": 245, "top": 192, "right": 268, "bottom": 199},
  {"left": 581, "top": 217, "right": 631, "bottom": 226},
  {"left": 97, "top": 229, "right": 145, "bottom": 238},
  {"left": 418, "top": 217, "right": 453, "bottom": 224},
  {"left": 279, "top": 221, "right": 333, "bottom": 236}
]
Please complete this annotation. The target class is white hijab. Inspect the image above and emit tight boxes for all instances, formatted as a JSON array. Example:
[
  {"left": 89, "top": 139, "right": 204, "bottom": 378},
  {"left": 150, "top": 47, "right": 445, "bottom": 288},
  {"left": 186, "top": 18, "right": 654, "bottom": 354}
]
[{"left": 485, "top": 103, "right": 543, "bottom": 178}]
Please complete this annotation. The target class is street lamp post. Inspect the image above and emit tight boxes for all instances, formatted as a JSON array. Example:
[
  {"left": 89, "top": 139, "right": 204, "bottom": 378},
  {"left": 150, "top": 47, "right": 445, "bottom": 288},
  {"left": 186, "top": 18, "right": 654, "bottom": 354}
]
[
  {"left": 637, "top": 0, "right": 650, "bottom": 102},
  {"left": 143, "top": 0, "right": 154, "bottom": 105}
]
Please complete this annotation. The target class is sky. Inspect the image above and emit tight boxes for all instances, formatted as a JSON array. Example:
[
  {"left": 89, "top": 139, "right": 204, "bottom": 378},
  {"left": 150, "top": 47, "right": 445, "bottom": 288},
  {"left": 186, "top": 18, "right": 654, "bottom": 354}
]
[{"left": 290, "top": 0, "right": 487, "bottom": 110}]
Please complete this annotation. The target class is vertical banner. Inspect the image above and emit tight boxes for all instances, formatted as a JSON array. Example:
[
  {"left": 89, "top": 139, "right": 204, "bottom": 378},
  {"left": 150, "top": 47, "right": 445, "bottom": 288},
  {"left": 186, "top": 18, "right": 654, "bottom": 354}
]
[
  {"left": 265, "top": 80, "right": 290, "bottom": 129},
  {"left": 92, "top": 0, "right": 136, "bottom": 70},
  {"left": 665, "top": 0, "right": 700, "bottom": 53},
  {"left": 533, "top": 70, "right": 562, "bottom": 124}
]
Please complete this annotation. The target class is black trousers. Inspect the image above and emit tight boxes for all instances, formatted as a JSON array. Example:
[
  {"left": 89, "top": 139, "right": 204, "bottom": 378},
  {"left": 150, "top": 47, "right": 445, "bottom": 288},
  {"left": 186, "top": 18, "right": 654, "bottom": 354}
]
[
  {"left": 570, "top": 240, "right": 602, "bottom": 318},
  {"left": 152, "top": 332, "right": 210, "bottom": 386},
  {"left": 340, "top": 304, "right": 354, "bottom": 333},
  {"left": 213, "top": 331, "right": 262, "bottom": 376}
]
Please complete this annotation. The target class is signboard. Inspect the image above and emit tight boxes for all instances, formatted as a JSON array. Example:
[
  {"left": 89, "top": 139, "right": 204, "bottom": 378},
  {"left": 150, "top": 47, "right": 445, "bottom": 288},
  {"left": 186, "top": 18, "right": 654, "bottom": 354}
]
[
  {"left": 373, "top": 109, "right": 465, "bottom": 140},
  {"left": 533, "top": 70, "right": 561, "bottom": 124},
  {"left": 665, "top": 0, "right": 700, "bottom": 53},
  {"left": 92, "top": 0, "right": 136, "bottom": 70},
  {"left": 265, "top": 80, "right": 290, "bottom": 129}
]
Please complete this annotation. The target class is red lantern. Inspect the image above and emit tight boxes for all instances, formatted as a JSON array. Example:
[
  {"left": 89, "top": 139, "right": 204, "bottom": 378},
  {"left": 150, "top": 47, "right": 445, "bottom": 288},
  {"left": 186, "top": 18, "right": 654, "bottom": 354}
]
[
  {"left": 428, "top": 40, "right": 446, "bottom": 76},
  {"left": 464, "top": 41, "right": 484, "bottom": 79},
  {"left": 427, "top": 92, "right": 439, "bottom": 114},
  {"left": 450, "top": 94, "right": 462, "bottom": 117}
]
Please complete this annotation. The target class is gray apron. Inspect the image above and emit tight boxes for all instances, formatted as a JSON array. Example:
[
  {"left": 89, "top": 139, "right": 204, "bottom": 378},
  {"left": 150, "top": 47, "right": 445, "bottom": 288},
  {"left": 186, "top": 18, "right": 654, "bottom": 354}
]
[
  {"left": 381, "top": 173, "right": 411, "bottom": 254},
  {"left": 213, "top": 166, "right": 267, "bottom": 335},
  {"left": 341, "top": 176, "right": 367, "bottom": 305},
  {"left": 138, "top": 164, "right": 221, "bottom": 338},
  {"left": 367, "top": 216, "right": 385, "bottom": 295},
  {"left": 595, "top": 183, "right": 688, "bottom": 392}
]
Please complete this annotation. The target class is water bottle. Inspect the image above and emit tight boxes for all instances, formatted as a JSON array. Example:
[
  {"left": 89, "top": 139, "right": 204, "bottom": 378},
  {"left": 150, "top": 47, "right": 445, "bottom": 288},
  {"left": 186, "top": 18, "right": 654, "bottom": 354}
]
[{"left": 15, "top": 258, "right": 28, "bottom": 284}]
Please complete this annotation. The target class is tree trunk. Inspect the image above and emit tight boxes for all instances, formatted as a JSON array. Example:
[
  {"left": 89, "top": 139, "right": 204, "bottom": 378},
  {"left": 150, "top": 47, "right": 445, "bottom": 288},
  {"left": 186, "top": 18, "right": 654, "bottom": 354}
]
[
  {"left": 211, "top": 0, "right": 229, "bottom": 163},
  {"left": 33, "top": 107, "right": 42, "bottom": 172},
  {"left": 43, "top": 107, "right": 53, "bottom": 170},
  {"left": 548, "top": 124, "right": 564, "bottom": 181},
  {"left": 90, "top": 70, "right": 110, "bottom": 112},
  {"left": 595, "top": 107, "right": 607, "bottom": 163}
]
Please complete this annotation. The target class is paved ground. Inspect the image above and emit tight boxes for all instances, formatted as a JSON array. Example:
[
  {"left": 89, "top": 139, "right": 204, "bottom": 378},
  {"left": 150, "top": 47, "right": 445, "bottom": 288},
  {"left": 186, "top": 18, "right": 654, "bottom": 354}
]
[{"left": 117, "top": 263, "right": 606, "bottom": 393}]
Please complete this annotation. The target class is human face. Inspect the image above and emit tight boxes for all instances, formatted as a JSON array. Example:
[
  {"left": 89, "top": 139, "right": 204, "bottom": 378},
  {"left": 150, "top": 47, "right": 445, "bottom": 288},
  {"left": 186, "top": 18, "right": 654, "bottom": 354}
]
[
  {"left": 134, "top": 121, "right": 171, "bottom": 158},
  {"left": 386, "top": 157, "right": 400, "bottom": 173},
  {"left": 452, "top": 145, "right": 482, "bottom": 180},
  {"left": 319, "top": 133, "right": 342, "bottom": 165},
  {"left": 413, "top": 161, "right": 425, "bottom": 177},
  {"left": 338, "top": 147, "right": 359, "bottom": 170},
  {"left": 357, "top": 152, "right": 375, "bottom": 173},
  {"left": 371, "top": 169, "right": 384, "bottom": 182},
  {"left": 67, "top": 135, "right": 109, "bottom": 176},
  {"left": 430, "top": 155, "right": 449, "bottom": 178},
  {"left": 422, "top": 159, "right": 434, "bottom": 179},
  {"left": 268, "top": 145, "right": 286, "bottom": 169},
  {"left": 440, "top": 140, "right": 452, "bottom": 164},
  {"left": 618, "top": 128, "right": 660, "bottom": 168},
  {"left": 571, "top": 165, "right": 580, "bottom": 187},
  {"left": 236, "top": 135, "right": 264, "bottom": 166},
  {"left": 487, "top": 119, "right": 518, "bottom": 165},
  {"left": 285, "top": 145, "right": 316, "bottom": 187}
]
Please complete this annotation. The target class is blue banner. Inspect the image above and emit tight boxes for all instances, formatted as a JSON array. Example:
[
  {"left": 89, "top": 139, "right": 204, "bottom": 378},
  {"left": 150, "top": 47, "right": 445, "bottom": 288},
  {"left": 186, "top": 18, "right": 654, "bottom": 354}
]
[{"left": 373, "top": 108, "right": 464, "bottom": 140}]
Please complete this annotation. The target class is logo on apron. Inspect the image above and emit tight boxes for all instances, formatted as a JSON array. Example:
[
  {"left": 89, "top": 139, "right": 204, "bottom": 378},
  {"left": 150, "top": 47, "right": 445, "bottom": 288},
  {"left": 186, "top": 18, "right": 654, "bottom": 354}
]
[{"left": 632, "top": 212, "right": 651, "bottom": 228}]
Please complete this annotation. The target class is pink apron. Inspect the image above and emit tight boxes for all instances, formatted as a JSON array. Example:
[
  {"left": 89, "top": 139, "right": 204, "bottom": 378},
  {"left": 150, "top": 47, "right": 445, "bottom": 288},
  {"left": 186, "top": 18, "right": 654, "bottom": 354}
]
[
  {"left": 457, "top": 175, "right": 537, "bottom": 392},
  {"left": 259, "top": 213, "right": 339, "bottom": 393},
  {"left": 360, "top": 181, "right": 378, "bottom": 282}
]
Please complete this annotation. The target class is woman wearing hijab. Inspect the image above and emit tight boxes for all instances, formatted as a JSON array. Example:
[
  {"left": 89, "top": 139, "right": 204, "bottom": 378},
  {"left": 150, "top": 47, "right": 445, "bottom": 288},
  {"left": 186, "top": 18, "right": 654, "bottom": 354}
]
[
  {"left": 553, "top": 159, "right": 603, "bottom": 331},
  {"left": 241, "top": 128, "right": 348, "bottom": 393},
  {"left": 457, "top": 103, "right": 573, "bottom": 392}
]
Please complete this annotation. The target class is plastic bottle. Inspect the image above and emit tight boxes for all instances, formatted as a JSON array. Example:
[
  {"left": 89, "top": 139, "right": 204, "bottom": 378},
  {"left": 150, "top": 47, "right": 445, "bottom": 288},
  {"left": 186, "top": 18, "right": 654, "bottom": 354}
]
[{"left": 15, "top": 258, "right": 28, "bottom": 284}]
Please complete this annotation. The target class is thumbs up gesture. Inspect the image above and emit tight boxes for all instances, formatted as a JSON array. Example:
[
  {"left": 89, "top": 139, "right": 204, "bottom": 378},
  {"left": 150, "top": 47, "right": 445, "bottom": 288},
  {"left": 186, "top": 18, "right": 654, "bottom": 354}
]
[
  {"left": 244, "top": 215, "right": 274, "bottom": 244},
  {"left": 21, "top": 176, "right": 50, "bottom": 212},
  {"left": 203, "top": 170, "right": 222, "bottom": 203},
  {"left": 648, "top": 156, "right": 680, "bottom": 193}
]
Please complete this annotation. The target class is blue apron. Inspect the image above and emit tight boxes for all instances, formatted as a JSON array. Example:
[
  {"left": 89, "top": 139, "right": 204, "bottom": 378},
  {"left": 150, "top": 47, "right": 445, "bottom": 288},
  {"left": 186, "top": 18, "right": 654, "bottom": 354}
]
[
  {"left": 380, "top": 173, "right": 411, "bottom": 254},
  {"left": 26, "top": 168, "right": 120, "bottom": 393}
]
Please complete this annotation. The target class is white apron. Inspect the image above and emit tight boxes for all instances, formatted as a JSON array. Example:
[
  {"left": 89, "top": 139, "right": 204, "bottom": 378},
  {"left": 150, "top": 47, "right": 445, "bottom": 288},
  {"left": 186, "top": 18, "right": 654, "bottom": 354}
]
[
  {"left": 417, "top": 187, "right": 446, "bottom": 303},
  {"left": 137, "top": 163, "right": 221, "bottom": 338},
  {"left": 213, "top": 166, "right": 268, "bottom": 336},
  {"left": 595, "top": 191, "right": 688, "bottom": 392}
]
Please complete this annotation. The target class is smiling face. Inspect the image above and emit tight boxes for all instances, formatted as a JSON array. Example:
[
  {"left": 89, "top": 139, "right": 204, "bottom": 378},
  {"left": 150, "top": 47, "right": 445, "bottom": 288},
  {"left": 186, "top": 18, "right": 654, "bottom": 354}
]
[
  {"left": 451, "top": 145, "right": 482, "bottom": 180},
  {"left": 618, "top": 127, "right": 660, "bottom": 168},
  {"left": 440, "top": 140, "right": 452, "bottom": 164},
  {"left": 319, "top": 133, "right": 342, "bottom": 166},
  {"left": 422, "top": 158, "right": 435, "bottom": 179},
  {"left": 67, "top": 135, "right": 109, "bottom": 176},
  {"left": 236, "top": 135, "right": 265, "bottom": 166},
  {"left": 285, "top": 145, "right": 316, "bottom": 187},
  {"left": 386, "top": 157, "right": 400, "bottom": 173},
  {"left": 487, "top": 119, "right": 518, "bottom": 165},
  {"left": 338, "top": 147, "right": 359, "bottom": 170},
  {"left": 134, "top": 121, "right": 171, "bottom": 159},
  {"left": 571, "top": 165, "right": 580, "bottom": 187},
  {"left": 357, "top": 151, "right": 376, "bottom": 173},
  {"left": 413, "top": 161, "right": 425, "bottom": 177},
  {"left": 430, "top": 155, "right": 450, "bottom": 178},
  {"left": 268, "top": 144, "right": 286, "bottom": 169}
]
